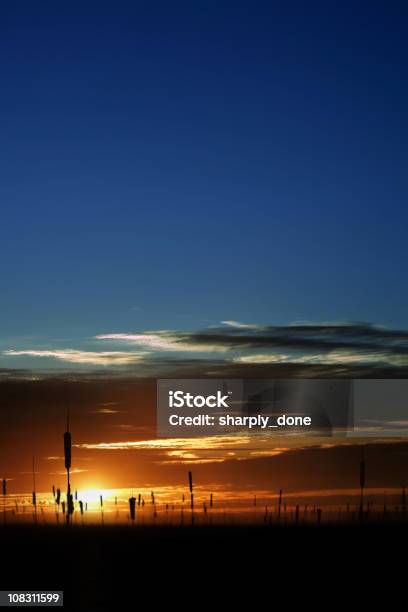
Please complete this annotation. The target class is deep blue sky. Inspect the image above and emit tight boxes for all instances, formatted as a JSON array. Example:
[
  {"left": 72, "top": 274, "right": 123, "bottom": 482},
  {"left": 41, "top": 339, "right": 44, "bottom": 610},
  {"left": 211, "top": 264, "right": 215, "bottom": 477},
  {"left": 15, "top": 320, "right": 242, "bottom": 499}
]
[{"left": 1, "top": 1, "right": 408, "bottom": 363}]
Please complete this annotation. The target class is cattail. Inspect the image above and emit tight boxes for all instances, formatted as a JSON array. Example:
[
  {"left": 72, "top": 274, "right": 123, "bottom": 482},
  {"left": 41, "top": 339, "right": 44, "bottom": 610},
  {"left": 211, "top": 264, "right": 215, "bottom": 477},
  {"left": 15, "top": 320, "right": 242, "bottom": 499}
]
[
  {"left": 32, "top": 457, "right": 37, "bottom": 523},
  {"left": 210, "top": 493, "right": 213, "bottom": 508},
  {"left": 151, "top": 491, "right": 155, "bottom": 505},
  {"left": 99, "top": 495, "right": 104, "bottom": 522},
  {"left": 64, "top": 409, "right": 72, "bottom": 525},
  {"left": 75, "top": 490, "right": 78, "bottom": 501},
  {"left": 3, "top": 479, "right": 7, "bottom": 496},
  {"left": 61, "top": 501, "right": 65, "bottom": 514},
  {"left": 129, "top": 496, "right": 136, "bottom": 521},
  {"left": 115, "top": 496, "right": 117, "bottom": 505},
  {"left": 64, "top": 431, "right": 71, "bottom": 471},
  {"left": 203, "top": 502, "right": 207, "bottom": 514},
  {"left": 56, "top": 488, "right": 61, "bottom": 505},
  {"left": 67, "top": 492, "right": 74, "bottom": 516},
  {"left": 64, "top": 409, "right": 71, "bottom": 472},
  {"left": 79, "top": 500, "right": 84, "bottom": 515},
  {"left": 138, "top": 493, "right": 141, "bottom": 506},
  {"left": 52, "top": 485, "right": 55, "bottom": 498}
]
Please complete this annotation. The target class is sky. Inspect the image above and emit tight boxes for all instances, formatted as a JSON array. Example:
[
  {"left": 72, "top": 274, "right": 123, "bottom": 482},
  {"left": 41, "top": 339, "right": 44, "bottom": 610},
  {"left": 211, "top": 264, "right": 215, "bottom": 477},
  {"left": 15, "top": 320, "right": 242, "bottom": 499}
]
[
  {"left": 1, "top": 1, "right": 408, "bottom": 372},
  {"left": 2, "top": 3, "right": 408, "bottom": 512},
  {"left": 2, "top": 375, "right": 408, "bottom": 504}
]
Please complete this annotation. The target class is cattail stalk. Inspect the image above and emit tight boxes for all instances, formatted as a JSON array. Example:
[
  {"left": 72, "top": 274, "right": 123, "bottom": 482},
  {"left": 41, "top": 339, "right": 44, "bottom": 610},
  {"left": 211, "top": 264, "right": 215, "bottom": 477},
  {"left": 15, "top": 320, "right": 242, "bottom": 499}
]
[
  {"left": 55, "top": 488, "right": 61, "bottom": 524},
  {"left": 32, "top": 457, "right": 37, "bottom": 524},
  {"left": 129, "top": 496, "right": 136, "bottom": 523},
  {"left": 64, "top": 409, "right": 72, "bottom": 525},
  {"left": 99, "top": 494, "right": 104, "bottom": 525}
]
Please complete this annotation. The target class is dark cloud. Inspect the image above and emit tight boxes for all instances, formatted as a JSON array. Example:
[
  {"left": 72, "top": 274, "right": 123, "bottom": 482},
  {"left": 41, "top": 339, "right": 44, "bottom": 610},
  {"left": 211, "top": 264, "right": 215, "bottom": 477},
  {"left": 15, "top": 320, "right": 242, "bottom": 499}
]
[
  {"left": 4, "top": 322, "right": 408, "bottom": 379},
  {"left": 181, "top": 322, "right": 408, "bottom": 354}
]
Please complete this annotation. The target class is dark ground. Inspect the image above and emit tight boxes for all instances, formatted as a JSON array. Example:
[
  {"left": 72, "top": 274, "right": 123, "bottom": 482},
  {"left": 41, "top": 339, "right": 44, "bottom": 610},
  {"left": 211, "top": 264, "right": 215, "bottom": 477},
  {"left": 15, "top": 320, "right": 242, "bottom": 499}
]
[{"left": 0, "top": 524, "right": 402, "bottom": 609}]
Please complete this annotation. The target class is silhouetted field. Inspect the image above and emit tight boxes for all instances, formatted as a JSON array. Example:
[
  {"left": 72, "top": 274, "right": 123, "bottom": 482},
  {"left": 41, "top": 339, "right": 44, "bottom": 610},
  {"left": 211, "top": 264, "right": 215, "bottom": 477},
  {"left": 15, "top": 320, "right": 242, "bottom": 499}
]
[{"left": 0, "top": 523, "right": 402, "bottom": 610}]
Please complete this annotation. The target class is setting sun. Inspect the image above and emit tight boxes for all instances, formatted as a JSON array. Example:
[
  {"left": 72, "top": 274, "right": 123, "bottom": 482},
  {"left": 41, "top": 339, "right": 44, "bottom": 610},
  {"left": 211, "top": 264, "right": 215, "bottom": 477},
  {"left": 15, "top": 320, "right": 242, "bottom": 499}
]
[{"left": 78, "top": 488, "right": 114, "bottom": 505}]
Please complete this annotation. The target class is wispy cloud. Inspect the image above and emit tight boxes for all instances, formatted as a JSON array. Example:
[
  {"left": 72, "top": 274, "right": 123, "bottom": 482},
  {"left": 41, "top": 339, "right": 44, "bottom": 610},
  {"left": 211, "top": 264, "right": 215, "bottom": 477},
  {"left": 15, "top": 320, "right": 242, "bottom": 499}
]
[
  {"left": 4, "top": 349, "right": 147, "bottom": 366},
  {"left": 75, "top": 435, "right": 252, "bottom": 451},
  {"left": 48, "top": 468, "right": 89, "bottom": 475},
  {"left": 5, "top": 321, "right": 408, "bottom": 372},
  {"left": 94, "top": 331, "right": 228, "bottom": 353},
  {"left": 220, "top": 320, "right": 262, "bottom": 330},
  {"left": 94, "top": 321, "right": 408, "bottom": 367},
  {"left": 94, "top": 408, "right": 120, "bottom": 414},
  {"left": 234, "top": 353, "right": 291, "bottom": 364},
  {"left": 234, "top": 349, "right": 408, "bottom": 366}
]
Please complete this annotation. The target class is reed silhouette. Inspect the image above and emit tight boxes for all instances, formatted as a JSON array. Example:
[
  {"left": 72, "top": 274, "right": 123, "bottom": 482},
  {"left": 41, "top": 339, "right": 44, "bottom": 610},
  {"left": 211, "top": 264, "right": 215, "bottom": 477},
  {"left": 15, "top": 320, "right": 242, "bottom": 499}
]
[{"left": 3, "top": 414, "right": 408, "bottom": 529}]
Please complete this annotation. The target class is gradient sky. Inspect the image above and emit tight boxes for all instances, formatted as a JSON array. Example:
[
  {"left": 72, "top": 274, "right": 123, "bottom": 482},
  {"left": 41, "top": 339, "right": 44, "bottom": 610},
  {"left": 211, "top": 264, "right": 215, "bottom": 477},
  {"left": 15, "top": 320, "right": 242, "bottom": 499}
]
[
  {"left": 1, "top": 2, "right": 408, "bottom": 370},
  {"left": 2, "top": 376, "right": 408, "bottom": 502}
]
